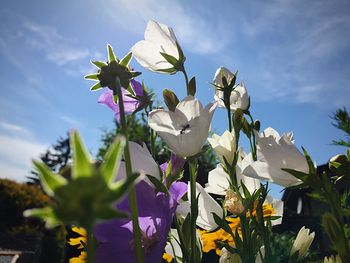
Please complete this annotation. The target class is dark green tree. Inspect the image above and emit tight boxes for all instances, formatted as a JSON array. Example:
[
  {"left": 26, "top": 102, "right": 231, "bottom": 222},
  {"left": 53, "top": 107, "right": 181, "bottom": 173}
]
[
  {"left": 331, "top": 107, "right": 350, "bottom": 147},
  {"left": 28, "top": 133, "right": 71, "bottom": 184}
]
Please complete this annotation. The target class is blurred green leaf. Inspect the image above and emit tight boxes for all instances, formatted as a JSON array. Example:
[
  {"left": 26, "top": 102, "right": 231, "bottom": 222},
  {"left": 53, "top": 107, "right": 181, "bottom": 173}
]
[{"left": 70, "top": 130, "right": 93, "bottom": 178}]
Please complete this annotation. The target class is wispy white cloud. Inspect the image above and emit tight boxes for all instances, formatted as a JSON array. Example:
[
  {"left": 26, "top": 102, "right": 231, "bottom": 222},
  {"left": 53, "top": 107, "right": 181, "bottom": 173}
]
[
  {"left": 221, "top": 0, "right": 350, "bottom": 107},
  {"left": 0, "top": 122, "right": 47, "bottom": 182},
  {"left": 102, "top": 0, "right": 231, "bottom": 54}
]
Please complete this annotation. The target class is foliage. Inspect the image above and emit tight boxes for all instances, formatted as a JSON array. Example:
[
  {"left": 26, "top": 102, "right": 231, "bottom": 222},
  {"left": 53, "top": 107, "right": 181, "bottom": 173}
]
[
  {"left": 28, "top": 133, "right": 71, "bottom": 184},
  {"left": 0, "top": 179, "right": 66, "bottom": 263},
  {"left": 331, "top": 107, "right": 350, "bottom": 147}
]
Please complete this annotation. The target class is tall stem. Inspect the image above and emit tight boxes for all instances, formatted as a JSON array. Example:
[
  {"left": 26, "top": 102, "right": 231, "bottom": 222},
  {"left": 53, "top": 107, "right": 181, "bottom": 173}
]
[
  {"left": 148, "top": 103, "right": 156, "bottom": 159},
  {"left": 181, "top": 69, "right": 190, "bottom": 95},
  {"left": 247, "top": 112, "right": 257, "bottom": 161},
  {"left": 86, "top": 224, "right": 94, "bottom": 263},
  {"left": 115, "top": 77, "right": 144, "bottom": 263},
  {"left": 227, "top": 108, "right": 232, "bottom": 132},
  {"left": 189, "top": 158, "right": 198, "bottom": 263}
]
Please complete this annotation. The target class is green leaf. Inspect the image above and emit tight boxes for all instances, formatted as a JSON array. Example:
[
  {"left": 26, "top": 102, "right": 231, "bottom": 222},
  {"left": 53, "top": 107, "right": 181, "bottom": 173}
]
[
  {"left": 100, "top": 136, "right": 126, "bottom": 185},
  {"left": 119, "top": 52, "right": 132, "bottom": 67},
  {"left": 188, "top": 77, "right": 196, "bottom": 96},
  {"left": 107, "top": 44, "right": 117, "bottom": 63},
  {"left": 70, "top": 130, "right": 93, "bottom": 178},
  {"left": 160, "top": 52, "right": 179, "bottom": 66},
  {"left": 110, "top": 172, "right": 140, "bottom": 201},
  {"left": 84, "top": 73, "right": 99, "bottom": 80},
  {"left": 163, "top": 89, "right": 180, "bottom": 111},
  {"left": 126, "top": 83, "right": 136, "bottom": 96},
  {"left": 91, "top": 60, "right": 107, "bottom": 68},
  {"left": 156, "top": 67, "right": 177, "bottom": 74},
  {"left": 212, "top": 213, "right": 234, "bottom": 237},
  {"left": 33, "top": 160, "right": 67, "bottom": 196},
  {"left": 146, "top": 175, "right": 169, "bottom": 195},
  {"left": 240, "top": 181, "right": 252, "bottom": 199},
  {"left": 23, "top": 207, "right": 61, "bottom": 228},
  {"left": 302, "top": 147, "right": 316, "bottom": 175},
  {"left": 90, "top": 82, "right": 102, "bottom": 91}
]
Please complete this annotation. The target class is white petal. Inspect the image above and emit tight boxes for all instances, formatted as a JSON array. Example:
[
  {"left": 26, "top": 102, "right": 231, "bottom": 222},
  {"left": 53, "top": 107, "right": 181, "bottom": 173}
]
[
  {"left": 188, "top": 182, "right": 224, "bottom": 231},
  {"left": 205, "top": 165, "right": 230, "bottom": 195}
]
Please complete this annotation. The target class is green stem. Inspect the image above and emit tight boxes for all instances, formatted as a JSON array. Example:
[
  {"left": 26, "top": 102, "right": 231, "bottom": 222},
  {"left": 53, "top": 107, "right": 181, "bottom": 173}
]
[
  {"left": 148, "top": 103, "right": 156, "bottom": 159},
  {"left": 115, "top": 77, "right": 144, "bottom": 263},
  {"left": 189, "top": 158, "right": 198, "bottom": 263},
  {"left": 247, "top": 112, "right": 257, "bottom": 161},
  {"left": 181, "top": 69, "right": 190, "bottom": 95},
  {"left": 227, "top": 108, "right": 232, "bottom": 132},
  {"left": 86, "top": 224, "right": 94, "bottom": 263}
]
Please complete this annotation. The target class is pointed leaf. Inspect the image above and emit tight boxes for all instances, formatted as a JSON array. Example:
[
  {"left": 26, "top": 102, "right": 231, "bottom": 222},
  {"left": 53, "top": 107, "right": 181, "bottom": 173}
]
[
  {"left": 84, "top": 73, "right": 99, "bottom": 80},
  {"left": 188, "top": 77, "right": 196, "bottom": 96},
  {"left": 302, "top": 147, "right": 316, "bottom": 174},
  {"left": 23, "top": 207, "right": 61, "bottom": 228},
  {"left": 33, "top": 160, "right": 67, "bottom": 196},
  {"left": 107, "top": 44, "right": 117, "bottom": 63},
  {"left": 160, "top": 52, "right": 178, "bottom": 66},
  {"left": 119, "top": 52, "right": 132, "bottom": 67},
  {"left": 90, "top": 82, "right": 102, "bottom": 91},
  {"left": 146, "top": 175, "right": 169, "bottom": 195},
  {"left": 91, "top": 60, "right": 107, "bottom": 69},
  {"left": 213, "top": 213, "right": 234, "bottom": 237},
  {"left": 110, "top": 172, "right": 141, "bottom": 201},
  {"left": 70, "top": 130, "right": 93, "bottom": 178},
  {"left": 100, "top": 136, "right": 126, "bottom": 185},
  {"left": 156, "top": 67, "right": 177, "bottom": 74}
]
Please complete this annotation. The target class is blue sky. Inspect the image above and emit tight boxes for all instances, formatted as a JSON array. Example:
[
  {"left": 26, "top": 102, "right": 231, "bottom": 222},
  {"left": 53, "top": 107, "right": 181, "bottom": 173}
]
[{"left": 0, "top": 0, "right": 349, "bottom": 197}]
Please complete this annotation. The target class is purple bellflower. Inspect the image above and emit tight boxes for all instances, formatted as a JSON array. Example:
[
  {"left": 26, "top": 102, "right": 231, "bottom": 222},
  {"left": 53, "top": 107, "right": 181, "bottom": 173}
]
[
  {"left": 160, "top": 153, "right": 186, "bottom": 177},
  {"left": 94, "top": 180, "right": 187, "bottom": 263},
  {"left": 98, "top": 79, "right": 143, "bottom": 122}
]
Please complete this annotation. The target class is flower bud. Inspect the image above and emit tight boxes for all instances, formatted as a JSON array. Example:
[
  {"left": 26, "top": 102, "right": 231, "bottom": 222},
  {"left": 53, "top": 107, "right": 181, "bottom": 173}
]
[{"left": 224, "top": 189, "right": 245, "bottom": 215}]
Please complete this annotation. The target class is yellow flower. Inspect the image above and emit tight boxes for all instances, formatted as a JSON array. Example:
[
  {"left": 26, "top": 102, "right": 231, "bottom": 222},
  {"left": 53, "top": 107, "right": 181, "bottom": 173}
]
[
  {"left": 68, "top": 227, "right": 87, "bottom": 263},
  {"left": 199, "top": 204, "right": 275, "bottom": 255},
  {"left": 163, "top": 252, "right": 173, "bottom": 262},
  {"left": 68, "top": 227, "right": 87, "bottom": 249},
  {"left": 69, "top": 251, "right": 87, "bottom": 263}
]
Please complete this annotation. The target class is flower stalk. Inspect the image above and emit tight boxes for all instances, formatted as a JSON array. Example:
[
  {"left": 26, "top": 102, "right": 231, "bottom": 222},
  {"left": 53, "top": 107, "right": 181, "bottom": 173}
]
[
  {"left": 189, "top": 158, "right": 198, "bottom": 263},
  {"left": 114, "top": 77, "right": 144, "bottom": 263}
]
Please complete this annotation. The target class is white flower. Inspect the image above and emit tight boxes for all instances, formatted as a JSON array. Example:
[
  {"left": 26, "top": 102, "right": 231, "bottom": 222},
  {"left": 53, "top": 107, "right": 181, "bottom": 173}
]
[
  {"left": 242, "top": 127, "right": 309, "bottom": 187},
  {"left": 205, "top": 149, "right": 260, "bottom": 196},
  {"left": 324, "top": 255, "right": 342, "bottom": 263},
  {"left": 117, "top": 141, "right": 160, "bottom": 182},
  {"left": 265, "top": 195, "right": 284, "bottom": 226},
  {"left": 219, "top": 248, "right": 242, "bottom": 263},
  {"left": 131, "top": 20, "right": 180, "bottom": 73},
  {"left": 213, "top": 67, "right": 235, "bottom": 88},
  {"left": 290, "top": 226, "right": 315, "bottom": 259},
  {"left": 213, "top": 67, "right": 249, "bottom": 111},
  {"left": 208, "top": 130, "right": 236, "bottom": 165},
  {"left": 215, "top": 83, "right": 249, "bottom": 112},
  {"left": 148, "top": 96, "right": 216, "bottom": 158},
  {"left": 187, "top": 182, "right": 224, "bottom": 231}
]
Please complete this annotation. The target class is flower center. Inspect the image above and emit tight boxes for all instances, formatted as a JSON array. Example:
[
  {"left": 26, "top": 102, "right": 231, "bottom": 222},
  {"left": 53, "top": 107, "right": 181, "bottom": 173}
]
[
  {"left": 140, "top": 226, "right": 159, "bottom": 254},
  {"left": 180, "top": 124, "right": 190, "bottom": 134}
]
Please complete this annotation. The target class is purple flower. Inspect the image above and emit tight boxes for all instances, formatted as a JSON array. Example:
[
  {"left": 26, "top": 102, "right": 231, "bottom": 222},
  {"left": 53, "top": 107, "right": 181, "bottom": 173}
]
[
  {"left": 160, "top": 153, "right": 186, "bottom": 177},
  {"left": 94, "top": 180, "right": 187, "bottom": 263},
  {"left": 98, "top": 79, "right": 143, "bottom": 122}
]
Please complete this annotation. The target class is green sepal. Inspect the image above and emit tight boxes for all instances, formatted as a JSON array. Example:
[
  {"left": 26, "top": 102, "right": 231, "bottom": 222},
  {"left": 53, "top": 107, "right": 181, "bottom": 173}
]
[
  {"left": 70, "top": 130, "right": 93, "bottom": 178},
  {"left": 146, "top": 175, "right": 169, "bottom": 195},
  {"left": 33, "top": 160, "right": 67, "bottom": 196},
  {"left": 160, "top": 52, "right": 179, "bottom": 67},
  {"left": 91, "top": 60, "right": 107, "bottom": 69},
  {"left": 119, "top": 52, "right": 132, "bottom": 67},
  {"left": 301, "top": 147, "right": 316, "bottom": 175},
  {"left": 163, "top": 89, "right": 180, "bottom": 111},
  {"left": 156, "top": 67, "right": 177, "bottom": 74},
  {"left": 90, "top": 82, "right": 102, "bottom": 91},
  {"left": 100, "top": 136, "right": 126, "bottom": 185},
  {"left": 84, "top": 73, "right": 99, "bottom": 80},
  {"left": 188, "top": 77, "right": 196, "bottom": 96},
  {"left": 23, "top": 207, "right": 61, "bottom": 229},
  {"left": 107, "top": 44, "right": 118, "bottom": 63}
]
